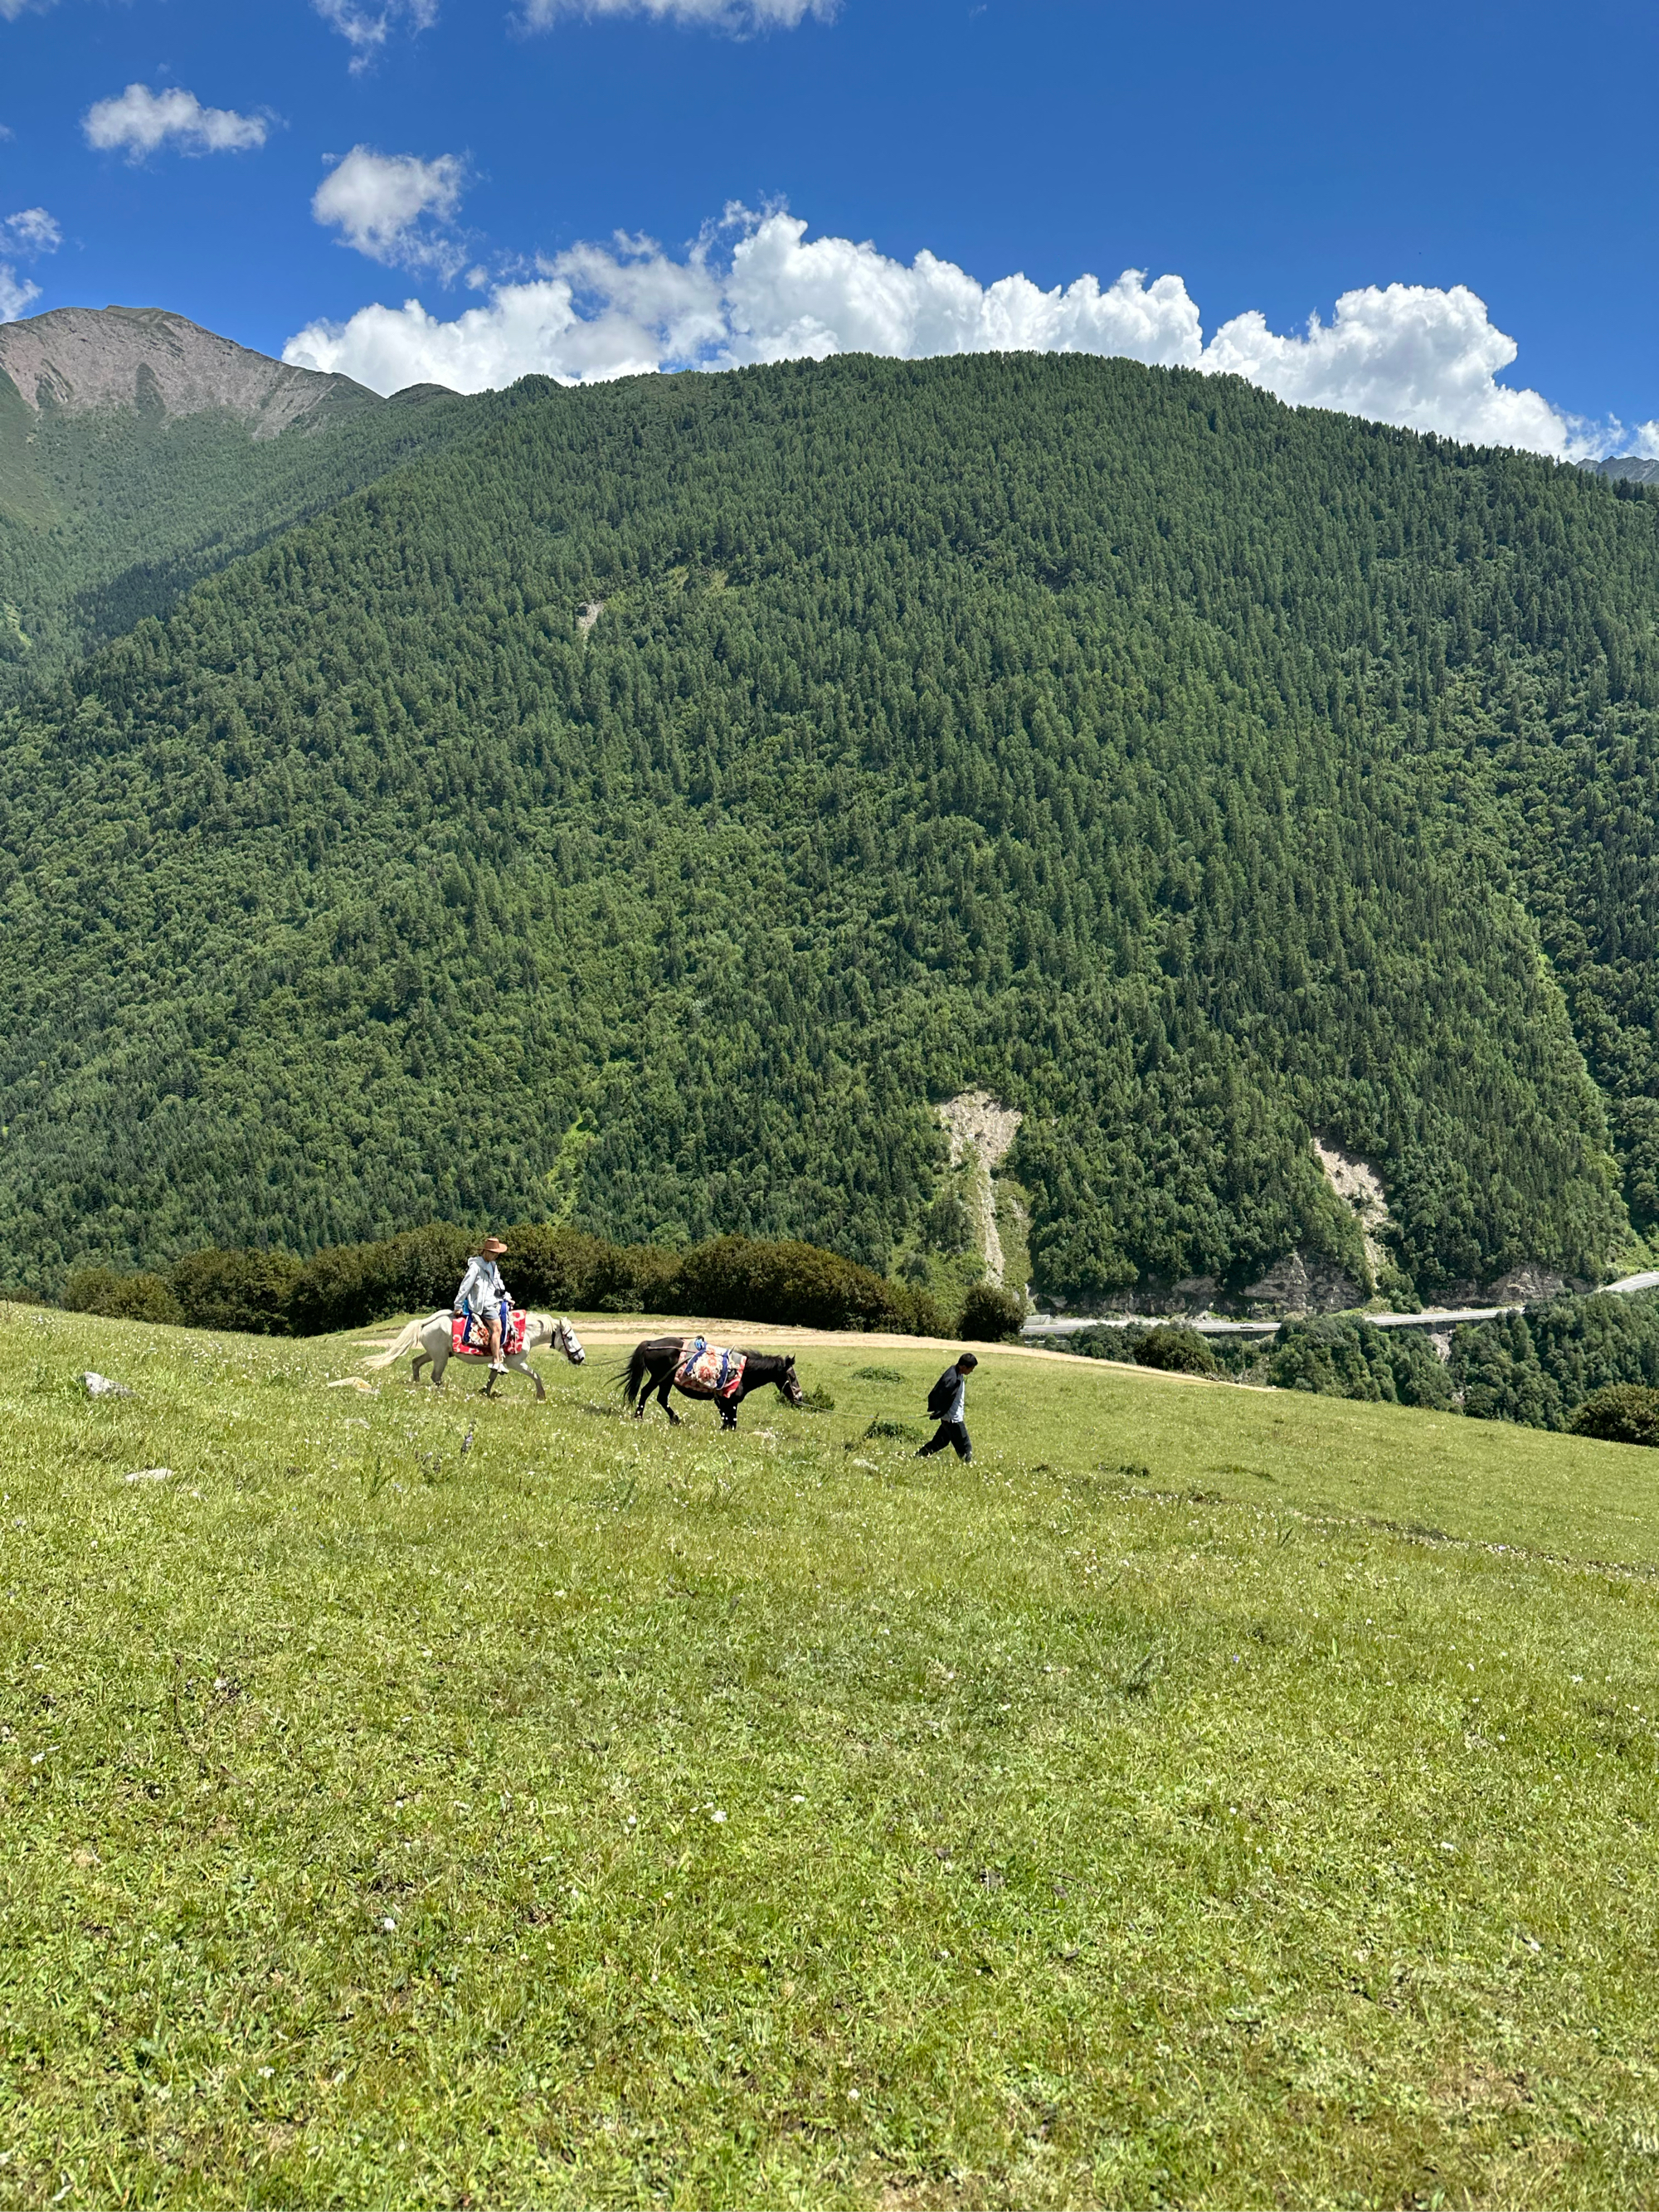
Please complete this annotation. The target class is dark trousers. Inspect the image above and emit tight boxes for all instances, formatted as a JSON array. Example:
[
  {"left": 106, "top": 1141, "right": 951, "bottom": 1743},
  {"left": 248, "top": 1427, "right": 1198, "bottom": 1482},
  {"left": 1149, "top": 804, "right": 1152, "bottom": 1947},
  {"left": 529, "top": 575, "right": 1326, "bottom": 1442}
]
[{"left": 917, "top": 1419, "right": 971, "bottom": 1461}]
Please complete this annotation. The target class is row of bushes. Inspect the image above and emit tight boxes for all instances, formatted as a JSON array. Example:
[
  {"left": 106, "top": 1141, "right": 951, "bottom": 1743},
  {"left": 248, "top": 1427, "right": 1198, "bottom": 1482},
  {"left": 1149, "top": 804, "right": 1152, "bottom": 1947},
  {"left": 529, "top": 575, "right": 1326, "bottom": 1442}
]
[
  {"left": 61, "top": 1223, "right": 1028, "bottom": 1342},
  {"left": 1034, "top": 1314, "right": 1454, "bottom": 1407},
  {"left": 1039, "top": 1291, "right": 1659, "bottom": 1443}
]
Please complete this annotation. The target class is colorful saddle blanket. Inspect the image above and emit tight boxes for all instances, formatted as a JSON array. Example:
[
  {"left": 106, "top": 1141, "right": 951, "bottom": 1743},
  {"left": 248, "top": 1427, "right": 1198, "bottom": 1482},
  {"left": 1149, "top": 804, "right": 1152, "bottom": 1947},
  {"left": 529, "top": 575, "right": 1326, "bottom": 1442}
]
[
  {"left": 452, "top": 1308, "right": 528, "bottom": 1357},
  {"left": 674, "top": 1337, "right": 747, "bottom": 1399}
]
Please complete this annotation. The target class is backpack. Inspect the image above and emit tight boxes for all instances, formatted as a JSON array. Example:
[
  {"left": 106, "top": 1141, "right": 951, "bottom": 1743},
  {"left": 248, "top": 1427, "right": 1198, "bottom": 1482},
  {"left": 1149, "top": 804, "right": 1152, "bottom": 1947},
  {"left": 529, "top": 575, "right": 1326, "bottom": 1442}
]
[{"left": 926, "top": 1365, "right": 960, "bottom": 1419}]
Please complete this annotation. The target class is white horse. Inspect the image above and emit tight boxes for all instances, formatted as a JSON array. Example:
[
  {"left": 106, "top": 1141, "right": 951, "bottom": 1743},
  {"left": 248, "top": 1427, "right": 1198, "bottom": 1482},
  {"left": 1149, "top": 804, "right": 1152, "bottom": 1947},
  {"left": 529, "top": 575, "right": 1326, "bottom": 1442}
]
[{"left": 364, "top": 1311, "right": 586, "bottom": 1399}]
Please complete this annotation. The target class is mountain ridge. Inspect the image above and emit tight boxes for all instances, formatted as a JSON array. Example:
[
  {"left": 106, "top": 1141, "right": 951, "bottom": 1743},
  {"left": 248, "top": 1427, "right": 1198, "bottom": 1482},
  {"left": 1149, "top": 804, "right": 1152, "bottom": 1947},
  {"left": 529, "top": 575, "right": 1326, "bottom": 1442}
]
[
  {"left": 0, "top": 308, "right": 486, "bottom": 703},
  {"left": 0, "top": 304, "right": 382, "bottom": 439}
]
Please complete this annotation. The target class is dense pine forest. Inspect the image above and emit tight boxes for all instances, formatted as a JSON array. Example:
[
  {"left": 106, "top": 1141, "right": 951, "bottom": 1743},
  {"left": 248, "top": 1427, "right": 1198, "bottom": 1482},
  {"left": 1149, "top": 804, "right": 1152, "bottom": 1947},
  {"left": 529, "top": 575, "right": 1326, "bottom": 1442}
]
[
  {"left": 2, "top": 346, "right": 1659, "bottom": 1308},
  {"left": 0, "top": 367, "right": 489, "bottom": 702}
]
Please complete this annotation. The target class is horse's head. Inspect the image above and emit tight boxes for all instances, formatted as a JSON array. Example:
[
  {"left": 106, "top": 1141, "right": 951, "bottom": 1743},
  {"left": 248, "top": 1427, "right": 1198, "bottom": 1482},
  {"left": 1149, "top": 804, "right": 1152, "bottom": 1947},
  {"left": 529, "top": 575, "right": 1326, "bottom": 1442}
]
[
  {"left": 556, "top": 1316, "right": 586, "bottom": 1366},
  {"left": 777, "top": 1355, "right": 804, "bottom": 1407}
]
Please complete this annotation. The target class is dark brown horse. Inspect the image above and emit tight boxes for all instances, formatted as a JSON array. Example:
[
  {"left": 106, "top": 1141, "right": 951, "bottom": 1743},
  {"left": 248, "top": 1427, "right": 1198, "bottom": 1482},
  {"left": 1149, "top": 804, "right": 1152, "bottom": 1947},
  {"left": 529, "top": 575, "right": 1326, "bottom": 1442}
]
[{"left": 620, "top": 1337, "right": 804, "bottom": 1430}]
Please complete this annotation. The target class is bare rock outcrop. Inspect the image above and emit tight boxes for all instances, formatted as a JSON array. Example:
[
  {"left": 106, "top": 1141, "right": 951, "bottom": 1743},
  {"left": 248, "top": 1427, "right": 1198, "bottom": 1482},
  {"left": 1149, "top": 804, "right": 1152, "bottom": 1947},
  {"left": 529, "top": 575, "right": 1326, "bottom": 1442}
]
[
  {"left": 937, "top": 1091, "right": 1022, "bottom": 1287},
  {"left": 1239, "top": 1247, "right": 1364, "bottom": 1320},
  {"left": 1444, "top": 1264, "right": 1571, "bottom": 1307},
  {"left": 0, "top": 305, "right": 379, "bottom": 440},
  {"left": 1312, "top": 1137, "right": 1390, "bottom": 1280}
]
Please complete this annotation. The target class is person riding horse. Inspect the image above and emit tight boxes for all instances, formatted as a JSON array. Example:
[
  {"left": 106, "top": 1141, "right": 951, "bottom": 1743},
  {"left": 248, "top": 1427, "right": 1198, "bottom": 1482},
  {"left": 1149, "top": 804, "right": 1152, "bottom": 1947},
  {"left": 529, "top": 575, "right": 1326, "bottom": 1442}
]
[{"left": 455, "top": 1235, "right": 512, "bottom": 1375}]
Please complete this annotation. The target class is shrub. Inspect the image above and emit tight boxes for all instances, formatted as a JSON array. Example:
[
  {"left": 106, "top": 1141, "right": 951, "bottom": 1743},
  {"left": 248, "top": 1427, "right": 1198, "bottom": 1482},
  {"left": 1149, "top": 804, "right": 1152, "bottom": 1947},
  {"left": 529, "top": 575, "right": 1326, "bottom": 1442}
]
[
  {"left": 62, "top": 1266, "right": 182, "bottom": 1326},
  {"left": 285, "top": 1224, "right": 472, "bottom": 1335},
  {"left": 504, "top": 1227, "right": 679, "bottom": 1313},
  {"left": 1030, "top": 1323, "right": 1148, "bottom": 1362},
  {"left": 1568, "top": 1383, "right": 1659, "bottom": 1445},
  {"left": 674, "top": 1235, "right": 943, "bottom": 1336},
  {"left": 1133, "top": 1325, "right": 1219, "bottom": 1376},
  {"left": 61, "top": 1222, "right": 952, "bottom": 1341},
  {"left": 168, "top": 1248, "right": 302, "bottom": 1335},
  {"left": 853, "top": 1365, "right": 904, "bottom": 1382},
  {"left": 959, "top": 1280, "right": 1026, "bottom": 1342}
]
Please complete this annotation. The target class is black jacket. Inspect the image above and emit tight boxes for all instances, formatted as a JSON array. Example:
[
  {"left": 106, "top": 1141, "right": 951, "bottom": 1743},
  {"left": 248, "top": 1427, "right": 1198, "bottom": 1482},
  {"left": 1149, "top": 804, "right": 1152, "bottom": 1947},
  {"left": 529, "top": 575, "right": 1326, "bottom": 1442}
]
[{"left": 926, "top": 1364, "right": 966, "bottom": 1421}]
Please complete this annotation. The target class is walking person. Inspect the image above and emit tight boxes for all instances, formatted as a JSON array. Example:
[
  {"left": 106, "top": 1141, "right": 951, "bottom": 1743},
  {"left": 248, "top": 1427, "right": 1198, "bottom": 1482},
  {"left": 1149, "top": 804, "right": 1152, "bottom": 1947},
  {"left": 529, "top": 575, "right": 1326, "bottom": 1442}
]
[
  {"left": 455, "top": 1234, "right": 512, "bottom": 1376},
  {"left": 916, "top": 1350, "right": 978, "bottom": 1461}
]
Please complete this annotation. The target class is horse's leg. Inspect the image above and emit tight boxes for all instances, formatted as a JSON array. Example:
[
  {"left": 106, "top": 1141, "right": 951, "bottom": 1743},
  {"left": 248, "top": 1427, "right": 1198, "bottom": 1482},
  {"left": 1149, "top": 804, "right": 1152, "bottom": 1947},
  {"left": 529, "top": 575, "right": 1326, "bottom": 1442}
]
[
  {"left": 489, "top": 1353, "right": 542, "bottom": 1402},
  {"left": 431, "top": 1342, "right": 448, "bottom": 1391},
  {"left": 659, "top": 1375, "right": 682, "bottom": 1427},
  {"left": 411, "top": 1352, "right": 429, "bottom": 1385},
  {"left": 631, "top": 1360, "right": 655, "bottom": 1419},
  {"left": 722, "top": 1374, "right": 758, "bottom": 1432}
]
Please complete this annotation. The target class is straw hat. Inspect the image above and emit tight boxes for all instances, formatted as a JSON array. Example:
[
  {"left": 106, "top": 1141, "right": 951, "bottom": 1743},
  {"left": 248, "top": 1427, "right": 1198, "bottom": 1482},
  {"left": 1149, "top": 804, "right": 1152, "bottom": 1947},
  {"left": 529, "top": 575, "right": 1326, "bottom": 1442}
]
[{"left": 481, "top": 1235, "right": 508, "bottom": 1256}]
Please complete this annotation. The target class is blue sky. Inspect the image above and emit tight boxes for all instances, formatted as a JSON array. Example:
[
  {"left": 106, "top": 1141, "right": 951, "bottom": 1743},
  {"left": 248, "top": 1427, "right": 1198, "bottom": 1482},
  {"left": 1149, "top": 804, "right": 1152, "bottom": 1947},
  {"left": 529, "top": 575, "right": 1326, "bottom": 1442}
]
[{"left": 2, "top": 0, "right": 1655, "bottom": 454}]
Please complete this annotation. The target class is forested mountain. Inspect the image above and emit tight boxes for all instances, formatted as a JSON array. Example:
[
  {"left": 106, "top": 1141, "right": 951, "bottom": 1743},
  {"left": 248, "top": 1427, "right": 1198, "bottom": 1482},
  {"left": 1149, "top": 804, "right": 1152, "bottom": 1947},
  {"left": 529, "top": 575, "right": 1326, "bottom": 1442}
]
[
  {"left": 0, "top": 306, "right": 488, "bottom": 701},
  {"left": 2, "top": 345, "right": 1658, "bottom": 1310}
]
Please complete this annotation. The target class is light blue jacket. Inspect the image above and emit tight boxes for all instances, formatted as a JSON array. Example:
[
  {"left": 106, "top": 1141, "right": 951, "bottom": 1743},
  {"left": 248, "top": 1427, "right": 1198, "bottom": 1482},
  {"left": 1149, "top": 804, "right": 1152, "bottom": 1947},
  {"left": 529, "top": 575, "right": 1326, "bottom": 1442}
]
[{"left": 455, "top": 1256, "right": 508, "bottom": 1315}]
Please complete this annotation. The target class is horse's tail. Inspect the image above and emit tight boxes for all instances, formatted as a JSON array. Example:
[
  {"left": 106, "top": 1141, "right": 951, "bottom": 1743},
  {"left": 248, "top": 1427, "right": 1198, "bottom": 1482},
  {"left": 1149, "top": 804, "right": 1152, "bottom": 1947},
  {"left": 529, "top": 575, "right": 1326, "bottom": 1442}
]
[
  {"left": 364, "top": 1315, "right": 427, "bottom": 1370},
  {"left": 617, "top": 1342, "right": 652, "bottom": 1410}
]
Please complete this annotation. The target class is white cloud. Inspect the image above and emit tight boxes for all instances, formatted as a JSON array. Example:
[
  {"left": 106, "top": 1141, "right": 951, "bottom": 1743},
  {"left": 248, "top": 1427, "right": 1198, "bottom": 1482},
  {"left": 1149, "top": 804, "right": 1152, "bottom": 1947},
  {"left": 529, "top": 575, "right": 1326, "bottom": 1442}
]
[
  {"left": 313, "top": 146, "right": 466, "bottom": 275},
  {"left": 314, "top": 0, "right": 438, "bottom": 69},
  {"left": 0, "top": 0, "right": 54, "bottom": 18},
  {"left": 1199, "top": 284, "right": 1594, "bottom": 458},
  {"left": 0, "top": 204, "right": 59, "bottom": 326},
  {"left": 2, "top": 207, "right": 61, "bottom": 254},
  {"left": 523, "top": 0, "right": 831, "bottom": 27},
  {"left": 718, "top": 214, "right": 1201, "bottom": 367},
  {"left": 0, "top": 265, "right": 38, "bottom": 322},
  {"left": 285, "top": 207, "right": 1620, "bottom": 458},
  {"left": 83, "top": 85, "right": 269, "bottom": 159}
]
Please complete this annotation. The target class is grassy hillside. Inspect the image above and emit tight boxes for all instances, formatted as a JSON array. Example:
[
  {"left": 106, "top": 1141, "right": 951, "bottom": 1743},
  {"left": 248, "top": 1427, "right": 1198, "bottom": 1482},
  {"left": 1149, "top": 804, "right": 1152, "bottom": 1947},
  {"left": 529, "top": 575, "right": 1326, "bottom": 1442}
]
[
  {"left": 5, "top": 353, "right": 1659, "bottom": 1300},
  {"left": 6, "top": 1306, "right": 1659, "bottom": 2204},
  {"left": 0, "top": 373, "right": 492, "bottom": 704}
]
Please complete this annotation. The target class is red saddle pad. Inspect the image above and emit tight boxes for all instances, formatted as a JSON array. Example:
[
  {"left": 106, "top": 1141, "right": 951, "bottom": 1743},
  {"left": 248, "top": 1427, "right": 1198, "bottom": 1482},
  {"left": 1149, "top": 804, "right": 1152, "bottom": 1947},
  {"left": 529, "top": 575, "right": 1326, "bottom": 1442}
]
[{"left": 451, "top": 1309, "right": 528, "bottom": 1356}]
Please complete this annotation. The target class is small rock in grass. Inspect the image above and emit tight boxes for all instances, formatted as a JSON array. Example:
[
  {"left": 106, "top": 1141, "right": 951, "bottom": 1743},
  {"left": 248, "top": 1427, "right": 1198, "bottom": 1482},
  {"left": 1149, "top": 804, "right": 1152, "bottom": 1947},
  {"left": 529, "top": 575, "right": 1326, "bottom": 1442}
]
[
  {"left": 123, "top": 1466, "right": 173, "bottom": 1485},
  {"left": 82, "top": 1371, "right": 132, "bottom": 1398}
]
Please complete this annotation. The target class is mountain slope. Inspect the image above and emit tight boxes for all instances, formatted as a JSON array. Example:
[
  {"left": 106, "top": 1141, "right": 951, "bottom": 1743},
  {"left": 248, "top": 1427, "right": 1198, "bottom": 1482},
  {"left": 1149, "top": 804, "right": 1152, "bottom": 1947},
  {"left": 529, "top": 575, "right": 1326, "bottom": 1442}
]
[
  {"left": 0, "top": 305, "right": 379, "bottom": 438},
  {"left": 1, "top": 350, "right": 1655, "bottom": 1304},
  {"left": 0, "top": 305, "right": 490, "bottom": 701}
]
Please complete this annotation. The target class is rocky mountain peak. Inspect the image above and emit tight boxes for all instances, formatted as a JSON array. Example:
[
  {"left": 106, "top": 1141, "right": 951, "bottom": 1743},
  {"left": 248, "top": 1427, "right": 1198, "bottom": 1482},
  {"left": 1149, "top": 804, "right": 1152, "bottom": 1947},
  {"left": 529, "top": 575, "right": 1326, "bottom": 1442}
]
[{"left": 0, "top": 304, "right": 378, "bottom": 439}]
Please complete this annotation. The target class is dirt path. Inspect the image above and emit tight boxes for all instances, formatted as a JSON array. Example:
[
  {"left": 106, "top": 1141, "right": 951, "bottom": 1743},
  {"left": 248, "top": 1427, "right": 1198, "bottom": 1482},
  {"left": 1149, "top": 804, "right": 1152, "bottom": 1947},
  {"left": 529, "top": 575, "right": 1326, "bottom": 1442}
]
[{"left": 354, "top": 1312, "right": 1228, "bottom": 1388}]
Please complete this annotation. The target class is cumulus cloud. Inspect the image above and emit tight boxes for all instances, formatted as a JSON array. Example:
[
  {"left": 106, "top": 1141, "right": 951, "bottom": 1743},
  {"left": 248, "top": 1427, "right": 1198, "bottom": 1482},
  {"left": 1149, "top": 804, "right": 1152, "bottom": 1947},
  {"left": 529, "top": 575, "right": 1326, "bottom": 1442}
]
[
  {"left": 718, "top": 215, "right": 1200, "bottom": 367},
  {"left": 83, "top": 85, "right": 269, "bottom": 159},
  {"left": 314, "top": 0, "right": 439, "bottom": 68},
  {"left": 1199, "top": 284, "right": 1596, "bottom": 456},
  {"left": 0, "top": 203, "right": 59, "bottom": 327},
  {"left": 2, "top": 206, "right": 59, "bottom": 254},
  {"left": 0, "top": 265, "right": 37, "bottom": 322},
  {"left": 523, "top": 0, "right": 831, "bottom": 27},
  {"left": 313, "top": 147, "right": 468, "bottom": 278},
  {"left": 285, "top": 207, "right": 1620, "bottom": 457}
]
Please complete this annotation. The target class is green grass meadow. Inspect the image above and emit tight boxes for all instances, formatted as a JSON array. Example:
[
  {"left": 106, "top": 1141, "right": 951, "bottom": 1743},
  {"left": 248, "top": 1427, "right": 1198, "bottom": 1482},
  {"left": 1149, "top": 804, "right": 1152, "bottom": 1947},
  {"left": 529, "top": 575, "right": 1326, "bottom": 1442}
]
[{"left": 5, "top": 1305, "right": 1659, "bottom": 2206}]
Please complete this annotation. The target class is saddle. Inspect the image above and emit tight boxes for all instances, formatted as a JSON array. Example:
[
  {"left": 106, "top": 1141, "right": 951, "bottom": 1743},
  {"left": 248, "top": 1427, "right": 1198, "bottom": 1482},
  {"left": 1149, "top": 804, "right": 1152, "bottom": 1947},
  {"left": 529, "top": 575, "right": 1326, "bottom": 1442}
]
[
  {"left": 674, "top": 1336, "right": 747, "bottom": 1399},
  {"left": 452, "top": 1308, "right": 528, "bottom": 1357}
]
